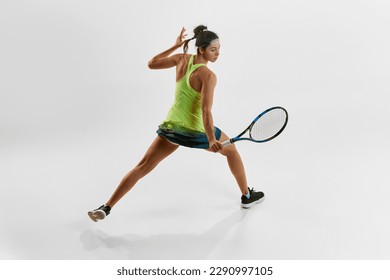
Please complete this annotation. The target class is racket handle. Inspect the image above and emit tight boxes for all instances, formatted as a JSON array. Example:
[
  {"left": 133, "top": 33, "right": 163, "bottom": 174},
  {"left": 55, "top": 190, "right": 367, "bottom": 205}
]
[{"left": 222, "top": 139, "right": 232, "bottom": 147}]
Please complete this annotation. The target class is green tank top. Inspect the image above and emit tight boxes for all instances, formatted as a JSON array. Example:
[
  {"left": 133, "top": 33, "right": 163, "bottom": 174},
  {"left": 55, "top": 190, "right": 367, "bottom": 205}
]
[{"left": 160, "top": 55, "right": 206, "bottom": 133}]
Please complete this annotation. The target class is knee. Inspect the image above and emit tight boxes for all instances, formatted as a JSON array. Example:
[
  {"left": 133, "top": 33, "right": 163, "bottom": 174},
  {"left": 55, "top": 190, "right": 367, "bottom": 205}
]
[
  {"left": 135, "top": 157, "right": 156, "bottom": 177},
  {"left": 220, "top": 144, "right": 239, "bottom": 157}
]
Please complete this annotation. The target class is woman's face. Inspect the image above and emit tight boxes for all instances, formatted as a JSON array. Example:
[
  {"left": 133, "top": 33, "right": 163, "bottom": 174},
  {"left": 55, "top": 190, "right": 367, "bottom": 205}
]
[{"left": 201, "top": 39, "right": 221, "bottom": 63}]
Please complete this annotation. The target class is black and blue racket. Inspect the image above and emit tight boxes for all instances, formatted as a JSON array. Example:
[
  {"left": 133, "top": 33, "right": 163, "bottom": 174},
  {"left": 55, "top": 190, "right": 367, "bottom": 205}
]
[{"left": 222, "top": 106, "right": 288, "bottom": 147}]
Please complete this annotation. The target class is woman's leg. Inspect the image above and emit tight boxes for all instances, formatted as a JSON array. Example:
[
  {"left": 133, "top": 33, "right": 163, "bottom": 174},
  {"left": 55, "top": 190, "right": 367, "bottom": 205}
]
[
  {"left": 106, "top": 136, "right": 179, "bottom": 208},
  {"left": 207, "top": 131, "right": 249, "bottom": 195}
]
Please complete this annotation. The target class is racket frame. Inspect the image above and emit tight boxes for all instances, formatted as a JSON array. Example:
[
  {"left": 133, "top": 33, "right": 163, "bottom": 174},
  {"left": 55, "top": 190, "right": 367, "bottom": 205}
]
[{"left": 222, "top": 106, "right": 288, "bottom": 147}]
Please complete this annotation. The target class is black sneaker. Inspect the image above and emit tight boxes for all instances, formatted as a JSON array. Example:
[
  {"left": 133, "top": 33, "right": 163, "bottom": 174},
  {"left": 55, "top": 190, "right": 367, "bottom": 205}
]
[
  {"left": 88, "top": 205, "right": 111, "bottom": 222},
  {"left": 241, "top": 188, "right": 265, "bottom": 208}
]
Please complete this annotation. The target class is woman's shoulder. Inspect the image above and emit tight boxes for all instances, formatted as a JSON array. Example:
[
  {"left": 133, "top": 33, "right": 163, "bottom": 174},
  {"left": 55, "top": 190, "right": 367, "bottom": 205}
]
[
  {"left": 195, "top": 66, "right": 216, "bottom": 85},
  {"left": 175, "top": 53, "right": 192, "bottom": 62},
  {"left": 197, "top": 64, "right": 215, "bottom": 76},
  {"left": 173, "top": 53, "right": 191, "bottom": 67}
]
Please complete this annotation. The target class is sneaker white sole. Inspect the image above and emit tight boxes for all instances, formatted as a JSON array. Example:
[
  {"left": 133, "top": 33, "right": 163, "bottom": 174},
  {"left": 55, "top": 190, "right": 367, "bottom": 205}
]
[
  {"left": 241, "top": 196, "right": 265, "bottom": 209},
  {"left": 88, "top": 210, "right": 106, "bottom": 222}
]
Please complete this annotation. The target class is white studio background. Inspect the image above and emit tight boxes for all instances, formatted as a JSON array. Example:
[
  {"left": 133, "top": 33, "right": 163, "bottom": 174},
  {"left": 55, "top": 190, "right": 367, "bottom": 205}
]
[{"left": 1, "top": 0, "right": 390, "bottom": 260}]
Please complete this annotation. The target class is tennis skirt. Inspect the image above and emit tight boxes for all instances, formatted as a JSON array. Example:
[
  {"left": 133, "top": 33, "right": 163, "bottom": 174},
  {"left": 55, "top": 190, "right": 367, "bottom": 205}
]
[{"left": 156, "top": 126, "right": 222, "bottom": 149}]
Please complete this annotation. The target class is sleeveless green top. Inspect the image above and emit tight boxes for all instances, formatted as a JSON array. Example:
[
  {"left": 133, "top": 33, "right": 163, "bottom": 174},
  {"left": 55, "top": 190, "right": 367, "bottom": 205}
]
[{"left": 160, "top": 55, "right": 206, "bottom": 133}]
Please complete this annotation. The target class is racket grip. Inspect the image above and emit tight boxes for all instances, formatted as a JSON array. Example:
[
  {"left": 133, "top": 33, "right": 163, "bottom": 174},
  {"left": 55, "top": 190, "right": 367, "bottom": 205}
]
[{"left": 222, "top": 139, "right": 232, "bottom": 147}]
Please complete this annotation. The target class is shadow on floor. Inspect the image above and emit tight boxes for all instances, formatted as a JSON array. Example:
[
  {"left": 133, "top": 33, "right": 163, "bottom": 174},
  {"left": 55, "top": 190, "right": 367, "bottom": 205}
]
[{"left": 80, "top": 209, "right": 248, "bottom": 259}]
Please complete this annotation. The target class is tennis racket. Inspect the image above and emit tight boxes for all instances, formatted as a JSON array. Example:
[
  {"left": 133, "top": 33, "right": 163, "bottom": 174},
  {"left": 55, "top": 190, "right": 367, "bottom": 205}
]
[{"left": 222, "top": 106, "right": 288, "bottom": 147}]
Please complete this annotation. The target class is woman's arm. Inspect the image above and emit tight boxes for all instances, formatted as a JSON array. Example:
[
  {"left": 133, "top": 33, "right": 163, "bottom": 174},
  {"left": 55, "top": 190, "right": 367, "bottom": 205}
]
[
  {"left": 148, "top": 27, "right": 188, "bottom": 69},
  {"left": 201, "top": 71, "right": 223, "bottom": 153}
]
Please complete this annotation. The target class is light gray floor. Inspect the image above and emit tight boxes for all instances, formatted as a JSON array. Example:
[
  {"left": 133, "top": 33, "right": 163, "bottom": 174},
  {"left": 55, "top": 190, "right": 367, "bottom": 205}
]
[
  {"left": 1, "top": 116, "right": 390, "bottom": 260},
  {"left": 1, "top": 0, "right": 390, "bottom": 260}
]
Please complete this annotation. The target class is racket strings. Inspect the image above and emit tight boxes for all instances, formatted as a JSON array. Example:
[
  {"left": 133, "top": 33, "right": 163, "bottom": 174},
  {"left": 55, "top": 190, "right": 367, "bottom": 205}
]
[{"left": 250, "top": 109, "right": 287, "bottom": 141}]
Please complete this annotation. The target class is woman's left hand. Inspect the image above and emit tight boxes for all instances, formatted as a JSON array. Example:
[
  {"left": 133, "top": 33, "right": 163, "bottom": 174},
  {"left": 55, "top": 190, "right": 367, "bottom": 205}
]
[{"left": 209, "top": 140, "right": 223, "bottom": 153}]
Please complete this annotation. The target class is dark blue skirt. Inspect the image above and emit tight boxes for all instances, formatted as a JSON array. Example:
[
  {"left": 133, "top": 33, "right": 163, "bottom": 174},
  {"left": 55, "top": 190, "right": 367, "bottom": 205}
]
[{"left": 156, "top": 126, "right": 222, "bottom": 149}]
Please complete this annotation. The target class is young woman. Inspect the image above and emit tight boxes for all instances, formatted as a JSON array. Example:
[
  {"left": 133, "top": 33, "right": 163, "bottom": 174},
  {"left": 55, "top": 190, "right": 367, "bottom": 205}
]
[{"left": 88, "top": 25, "right": 264, "bottom": 222}]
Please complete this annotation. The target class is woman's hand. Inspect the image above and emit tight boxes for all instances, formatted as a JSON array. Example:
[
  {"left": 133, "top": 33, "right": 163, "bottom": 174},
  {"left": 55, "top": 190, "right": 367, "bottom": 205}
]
[
  {"left": 175, "top": 27, "right": 188, "bottom": 48},
  {"left": 209, "top": 139, "right": 223, "bottom": 153}
]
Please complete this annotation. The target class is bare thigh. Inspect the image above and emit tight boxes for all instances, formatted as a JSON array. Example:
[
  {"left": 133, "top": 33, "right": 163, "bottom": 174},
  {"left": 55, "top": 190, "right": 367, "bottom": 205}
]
[{"left": 138, "top": 135, "right": 180, "bottom": 172}]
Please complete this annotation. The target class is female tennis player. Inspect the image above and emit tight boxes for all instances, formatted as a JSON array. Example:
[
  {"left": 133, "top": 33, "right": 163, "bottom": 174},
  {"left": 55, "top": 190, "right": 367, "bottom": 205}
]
[{"left": 88, "top": 25, "right": 264, "bottom": 222}]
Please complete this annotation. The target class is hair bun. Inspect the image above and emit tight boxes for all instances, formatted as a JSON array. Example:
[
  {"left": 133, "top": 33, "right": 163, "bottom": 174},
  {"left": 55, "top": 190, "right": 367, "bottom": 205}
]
[
  {"left": 193, "top": 25, "right": 208, "bottom": 38},
  {"left": 184, "top": 24, "right": 218, "bottom": 52}
]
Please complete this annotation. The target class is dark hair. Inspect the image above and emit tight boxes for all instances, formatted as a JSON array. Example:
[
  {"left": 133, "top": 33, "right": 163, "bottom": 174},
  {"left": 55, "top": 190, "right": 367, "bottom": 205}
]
[{"left": 183, "top": 25, "right": 219, "bottom": 54}]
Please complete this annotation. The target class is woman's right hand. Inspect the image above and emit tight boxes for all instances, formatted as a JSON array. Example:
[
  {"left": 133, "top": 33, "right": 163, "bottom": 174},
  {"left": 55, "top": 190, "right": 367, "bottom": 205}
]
[{"left": 175, "top": 27, "right": 188, "bottom": 48}]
